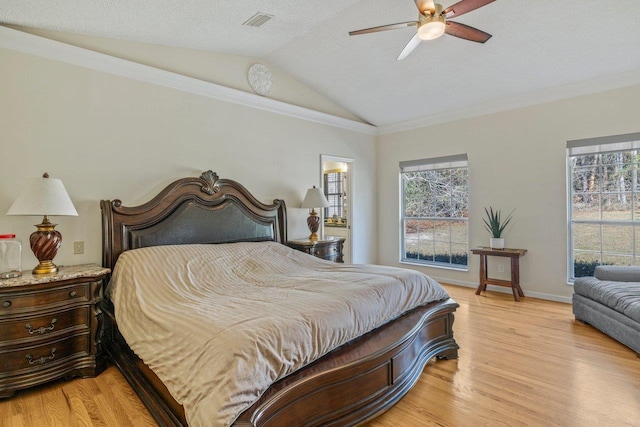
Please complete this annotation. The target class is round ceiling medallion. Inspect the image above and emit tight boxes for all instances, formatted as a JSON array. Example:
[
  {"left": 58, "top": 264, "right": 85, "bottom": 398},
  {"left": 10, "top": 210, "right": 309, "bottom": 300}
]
[{"left": 248, "top": 64, "right": 273, "bottom": 96}]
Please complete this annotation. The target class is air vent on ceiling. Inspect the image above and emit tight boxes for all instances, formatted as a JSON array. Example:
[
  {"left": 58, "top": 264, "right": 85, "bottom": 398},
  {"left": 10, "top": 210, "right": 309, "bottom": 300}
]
[{"left": 243, "top": 12, "right": 273, "bottom": 27}]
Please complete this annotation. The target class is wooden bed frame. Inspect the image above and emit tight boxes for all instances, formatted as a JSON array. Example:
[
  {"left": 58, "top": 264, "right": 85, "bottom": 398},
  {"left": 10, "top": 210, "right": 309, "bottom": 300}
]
[{"left": 100, "top": 170, "right": 459, "bottom": 426}]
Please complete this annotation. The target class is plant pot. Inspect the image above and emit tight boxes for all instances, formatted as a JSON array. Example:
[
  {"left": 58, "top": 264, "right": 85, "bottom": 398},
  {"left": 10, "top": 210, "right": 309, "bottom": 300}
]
[{"left": 490, "top": 237, "right": 504, "bottom": 250}]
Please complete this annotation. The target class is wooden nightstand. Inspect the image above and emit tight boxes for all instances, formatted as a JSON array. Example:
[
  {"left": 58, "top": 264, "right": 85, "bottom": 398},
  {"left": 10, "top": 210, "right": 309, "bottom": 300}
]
[
  {"left": 0, "top": 264, "right": 109, "bottom": 398},
  {"left": 287, "top": 237, "right": 346, "bottom": 263}
]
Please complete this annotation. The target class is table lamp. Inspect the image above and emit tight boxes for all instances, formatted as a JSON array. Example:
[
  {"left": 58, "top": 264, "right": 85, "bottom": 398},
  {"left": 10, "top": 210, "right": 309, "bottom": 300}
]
[
  {"left": 7, "top": 173, "right": 78, "bottom": 275},
  {"left": 301, "top": 186, "right": 330, "bottom": 240}
]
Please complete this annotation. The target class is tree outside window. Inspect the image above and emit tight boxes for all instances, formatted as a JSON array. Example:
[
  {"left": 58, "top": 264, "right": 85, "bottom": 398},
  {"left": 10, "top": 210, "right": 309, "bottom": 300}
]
[
  {"left": 400, "top": 155, "right": 468, "bottom": 269},
  {"left": 568, "top": 133, "right": 640, "bottom": 279}
]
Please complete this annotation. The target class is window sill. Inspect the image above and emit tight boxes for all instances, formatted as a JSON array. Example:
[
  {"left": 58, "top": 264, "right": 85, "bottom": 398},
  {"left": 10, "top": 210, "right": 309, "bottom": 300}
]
[{"left": 400, "top": 260, "right": 469, "bottom": 272}]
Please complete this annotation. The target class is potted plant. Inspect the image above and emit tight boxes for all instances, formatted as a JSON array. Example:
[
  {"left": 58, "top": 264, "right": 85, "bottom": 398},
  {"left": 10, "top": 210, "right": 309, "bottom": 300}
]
[{"left": 483, "top": 207, "right": 514, "bottom": 249}]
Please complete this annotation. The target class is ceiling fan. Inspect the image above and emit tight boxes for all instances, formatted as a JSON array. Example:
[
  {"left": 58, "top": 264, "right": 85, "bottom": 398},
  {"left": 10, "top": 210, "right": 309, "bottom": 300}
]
[{"left": 349, "top": 0, "right": 496, "bottom": 60}]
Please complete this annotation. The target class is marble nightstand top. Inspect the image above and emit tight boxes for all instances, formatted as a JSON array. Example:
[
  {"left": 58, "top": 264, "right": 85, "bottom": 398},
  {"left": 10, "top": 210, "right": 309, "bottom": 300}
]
[{"left": 0, "top": 264, "right": 110, "bottom": 288}]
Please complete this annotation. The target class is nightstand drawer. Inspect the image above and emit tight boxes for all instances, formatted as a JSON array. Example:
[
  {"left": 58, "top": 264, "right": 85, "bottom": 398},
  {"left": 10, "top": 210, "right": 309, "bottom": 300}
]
[
  {"left": 0, "top": 283, "right": 90, "bottom": 313},
  {"left": 0, "top": 307, "right": 90, "bottom": 344},
  {"left": 0, "top": 334, "right": 89, "bottom": 374},
  {"left": 313, "top": 244, "right": 339, "bottom": 258},
  {"left": 322, "top": 253, "right": 342, "bottom": 263}
]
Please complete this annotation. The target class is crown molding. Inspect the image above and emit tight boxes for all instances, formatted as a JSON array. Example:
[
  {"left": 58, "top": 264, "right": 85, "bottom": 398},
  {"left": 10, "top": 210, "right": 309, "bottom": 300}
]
[
  {"left": 0, "top": 26, "right": 377, "bottom": 135},
  {"left": 377, "top": 68, "right": 640, "bottom": 135}
]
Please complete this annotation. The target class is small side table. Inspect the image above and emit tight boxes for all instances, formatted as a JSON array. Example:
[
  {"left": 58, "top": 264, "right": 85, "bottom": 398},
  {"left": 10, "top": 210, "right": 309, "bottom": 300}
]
[{"left": 471, "top": 247, "right": 527, "bottom": 301}]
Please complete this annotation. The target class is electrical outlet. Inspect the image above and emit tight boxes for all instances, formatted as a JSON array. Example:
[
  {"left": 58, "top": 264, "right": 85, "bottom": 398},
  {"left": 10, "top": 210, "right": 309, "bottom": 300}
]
[
  {"left": 498, "top": 265, "right": 505, "bottom": 273},
  {"left": 73, "top": 241, "right": 84, "bottom": 255}
]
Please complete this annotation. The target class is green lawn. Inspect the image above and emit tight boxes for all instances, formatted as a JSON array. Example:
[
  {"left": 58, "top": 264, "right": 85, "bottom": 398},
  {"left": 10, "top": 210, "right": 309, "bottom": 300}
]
[
  {"left": 404, "top": 211, "right": 639, "bottom": 274},
  {"left": 572, "top": 209, "right": 638, "bottom": 275}
]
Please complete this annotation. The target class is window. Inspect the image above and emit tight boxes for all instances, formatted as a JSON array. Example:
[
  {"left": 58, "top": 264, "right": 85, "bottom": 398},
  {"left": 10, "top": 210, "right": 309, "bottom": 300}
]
[
  {"left": 324, "top": 171, "right": 345, "bottom": 219},
  {"left": 567, "top": 132, "right": 640, "bottom": 279},
  {"left": 400, "top": 155, "right": 468, "bottom": 269}
]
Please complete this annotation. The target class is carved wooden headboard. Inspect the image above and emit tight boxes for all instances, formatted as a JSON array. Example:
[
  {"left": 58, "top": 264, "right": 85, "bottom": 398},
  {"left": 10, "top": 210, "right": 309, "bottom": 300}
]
[{"left": 100, "top": 171, "right": 287, "bottom": 272}]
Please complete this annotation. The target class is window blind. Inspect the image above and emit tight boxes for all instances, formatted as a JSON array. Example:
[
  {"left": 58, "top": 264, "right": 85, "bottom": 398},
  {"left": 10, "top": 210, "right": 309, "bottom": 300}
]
[
  {"left": 399, "top": 154, "right": 468, "bottom": 172},
  {"left": 567, "top": 132, "right": 640, "bottom": 156}
]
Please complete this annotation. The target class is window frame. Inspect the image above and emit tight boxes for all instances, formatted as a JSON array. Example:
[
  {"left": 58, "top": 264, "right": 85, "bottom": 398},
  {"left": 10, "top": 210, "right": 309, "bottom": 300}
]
[
  {"left": 323, "top": 170, "right": 345, "bottom": 220},
  {"left": 567, "top": 132, "right": 640, "bottom": 282},
  {"left": 399, "top": 154, "right": 469, "bottom": 271}
]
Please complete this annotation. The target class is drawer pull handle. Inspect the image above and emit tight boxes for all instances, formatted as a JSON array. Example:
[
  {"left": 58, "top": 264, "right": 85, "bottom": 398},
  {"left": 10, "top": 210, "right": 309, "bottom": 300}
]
[
  {"left": 25, "top": 318, "right": 57, "bottom": 335},
  {"left": 2, "top": 301, "right": 10, "bottom": 308},
  {"left": 69, "top": 291, "right": 78, "bottom": 298},
  {"left": 25, "top": 348, "right": 57, "bottom": 365}
]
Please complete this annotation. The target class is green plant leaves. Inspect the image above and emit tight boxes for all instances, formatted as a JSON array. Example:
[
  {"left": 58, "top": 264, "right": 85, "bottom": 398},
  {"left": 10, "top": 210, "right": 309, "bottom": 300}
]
[{"left": 483, "top": 207, "right": 514, "bottom": 238}]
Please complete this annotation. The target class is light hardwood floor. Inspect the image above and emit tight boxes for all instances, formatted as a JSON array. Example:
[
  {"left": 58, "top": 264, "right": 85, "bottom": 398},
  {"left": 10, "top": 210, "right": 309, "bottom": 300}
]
[{"left": 1, "top": 284, "right": 638, "bottom": 427}]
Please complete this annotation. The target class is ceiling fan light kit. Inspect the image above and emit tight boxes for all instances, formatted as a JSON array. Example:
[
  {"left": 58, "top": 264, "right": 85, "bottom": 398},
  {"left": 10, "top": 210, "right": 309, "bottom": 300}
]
[
  {"left": 418, "top": 16, "right": 446, "bottom": 40},
  {"left": 349, "top": 0, "right": 496, "bottom": 60}
]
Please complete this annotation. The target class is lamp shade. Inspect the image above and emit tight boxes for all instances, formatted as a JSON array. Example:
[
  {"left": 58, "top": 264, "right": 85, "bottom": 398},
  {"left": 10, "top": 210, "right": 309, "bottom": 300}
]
[
  {"left": 7, "top": 174, "right": 78, "bottom": 217},
  {"left": 301, "top": 186, "right": 329, "bottom": 209}
]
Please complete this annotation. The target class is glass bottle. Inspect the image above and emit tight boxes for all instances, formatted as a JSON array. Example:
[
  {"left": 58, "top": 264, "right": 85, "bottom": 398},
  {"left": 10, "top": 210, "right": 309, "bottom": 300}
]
[{"left": 0, "top": 234, "right": 22, "bottom": 279}]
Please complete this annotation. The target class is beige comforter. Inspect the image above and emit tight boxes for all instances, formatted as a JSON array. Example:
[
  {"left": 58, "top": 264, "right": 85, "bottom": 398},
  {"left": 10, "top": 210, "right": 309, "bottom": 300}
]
[{"left": 108, "top": 242, "right": 449, "bottom": 427}]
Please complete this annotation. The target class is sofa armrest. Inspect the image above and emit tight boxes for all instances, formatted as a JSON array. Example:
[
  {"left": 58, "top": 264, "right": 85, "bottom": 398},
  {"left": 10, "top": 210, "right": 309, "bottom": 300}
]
[{"left": 594, "top": 266, "right": 640, "bottom": 282}]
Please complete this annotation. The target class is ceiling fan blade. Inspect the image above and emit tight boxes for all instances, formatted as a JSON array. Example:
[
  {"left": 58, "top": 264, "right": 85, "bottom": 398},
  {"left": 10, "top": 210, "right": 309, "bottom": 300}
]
[
  {"left": 414, "top": 0, "right": 436, "bottom": 14},
  {"left": 445, "top": 21, "right": 492, "bottom": 43},
  {"left": 444, "top": 0, "right": 496, "bottom": 18},
  {"left": 397, "top": 33, "right": 422, "bottom": 61},
  {"left": 349, "top": 21, "right": 418, "bottom": 36}
]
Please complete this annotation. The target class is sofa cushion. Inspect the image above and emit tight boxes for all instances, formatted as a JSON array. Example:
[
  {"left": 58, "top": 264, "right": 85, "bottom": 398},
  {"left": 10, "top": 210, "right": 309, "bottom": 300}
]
[
  {"left": 574, "top": 277, "right": 640, "bottom": 324},
  {"left": 595, "top": 265, "right": 640, "bottom": 282}
]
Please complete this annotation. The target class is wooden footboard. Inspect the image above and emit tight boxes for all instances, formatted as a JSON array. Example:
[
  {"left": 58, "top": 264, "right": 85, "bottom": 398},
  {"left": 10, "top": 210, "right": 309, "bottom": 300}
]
[{"left": 101, "top": 297, "right": 458, "bottom": 427}]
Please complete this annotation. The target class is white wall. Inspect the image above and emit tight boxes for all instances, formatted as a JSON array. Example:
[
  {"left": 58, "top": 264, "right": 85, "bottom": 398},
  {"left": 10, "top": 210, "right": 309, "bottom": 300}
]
[
  {"left": 377, "top": 85, "right": 640, "bottom": 302},
  {"left": 0, "top": 46, "right": 377, "bottom": 271},
  {"left": 10, "top": 26, "right": 365, "bottom": 123}
]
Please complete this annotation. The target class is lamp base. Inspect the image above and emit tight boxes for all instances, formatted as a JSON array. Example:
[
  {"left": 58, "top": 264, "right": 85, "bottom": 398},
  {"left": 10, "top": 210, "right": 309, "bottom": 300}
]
[
  {"left": 29, "top": 216, "right": 62, "bottom": 275},
  {"left": 307, "top": 209, "right": 321, "bottom": 241},
  {"left": 32, "top": 260, "right": 59, "bottom": 275}
]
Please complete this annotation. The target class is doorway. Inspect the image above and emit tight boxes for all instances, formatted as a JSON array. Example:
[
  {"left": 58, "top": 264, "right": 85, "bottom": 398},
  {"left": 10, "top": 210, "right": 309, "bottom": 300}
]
[{"left": 320, "top": 155, "right": 353, "bottom": 264}]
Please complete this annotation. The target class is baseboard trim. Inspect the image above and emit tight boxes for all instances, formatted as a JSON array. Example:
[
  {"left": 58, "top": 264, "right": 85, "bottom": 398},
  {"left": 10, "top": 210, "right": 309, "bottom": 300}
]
[{"left": 433, "top": 278, "right": 572, "bottom": 304}]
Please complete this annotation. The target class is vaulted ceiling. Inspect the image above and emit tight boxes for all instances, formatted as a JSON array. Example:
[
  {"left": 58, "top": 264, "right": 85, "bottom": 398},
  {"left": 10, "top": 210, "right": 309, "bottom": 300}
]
[{"left": 2, "top": 0, "right": 640, "bottom": 128}]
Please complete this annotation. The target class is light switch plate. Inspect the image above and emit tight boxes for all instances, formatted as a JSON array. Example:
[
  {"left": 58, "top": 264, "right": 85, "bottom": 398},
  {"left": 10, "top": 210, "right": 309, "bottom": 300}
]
[{"left": 73, "top": 241, "right": 84, "bottom": 255}]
